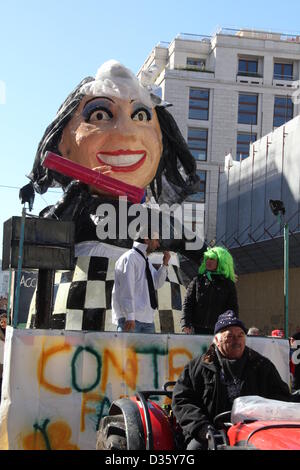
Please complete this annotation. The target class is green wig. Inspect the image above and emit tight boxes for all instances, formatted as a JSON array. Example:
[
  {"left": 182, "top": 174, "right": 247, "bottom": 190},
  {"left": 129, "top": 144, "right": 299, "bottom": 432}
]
[{"left": 199, "top": 246, "right": 236, "bottom": 282}]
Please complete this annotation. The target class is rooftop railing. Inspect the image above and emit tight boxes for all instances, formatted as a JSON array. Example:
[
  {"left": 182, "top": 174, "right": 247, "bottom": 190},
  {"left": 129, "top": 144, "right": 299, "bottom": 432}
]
[
  {"left": 174, "top": 28, "right": 300, "bottom": 44},
  {"left": 155, "top": 28, "right": 300, "bottom": 56},
  {"left": 156, "top": 41, "right": 170, "bottom": 48},
  {"left": 214, "top": 27, "right": 300, "bottom": 43},
  {"left": 176, "top": 33, "right": 212, "bottom": 42}
]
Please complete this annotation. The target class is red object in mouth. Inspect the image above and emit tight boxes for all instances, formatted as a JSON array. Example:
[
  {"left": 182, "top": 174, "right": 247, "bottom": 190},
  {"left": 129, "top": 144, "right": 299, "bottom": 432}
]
[
  {"left": 43, "top": 152, "right": 145, "bottom": 203},
  {"left": 97, "top": 149, "right": 146, "bottom": 172}
]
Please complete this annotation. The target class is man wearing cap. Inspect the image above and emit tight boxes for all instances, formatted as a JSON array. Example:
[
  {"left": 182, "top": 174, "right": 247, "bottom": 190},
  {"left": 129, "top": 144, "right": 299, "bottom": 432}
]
[{"left": 172, "top": 310, "right": 292, "bottom": 450}]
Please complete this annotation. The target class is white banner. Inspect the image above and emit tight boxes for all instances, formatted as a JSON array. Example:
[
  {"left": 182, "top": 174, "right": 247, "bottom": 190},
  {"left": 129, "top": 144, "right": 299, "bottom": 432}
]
[{"left": 0, "top": 327, "right": 290, "bottom": 450}]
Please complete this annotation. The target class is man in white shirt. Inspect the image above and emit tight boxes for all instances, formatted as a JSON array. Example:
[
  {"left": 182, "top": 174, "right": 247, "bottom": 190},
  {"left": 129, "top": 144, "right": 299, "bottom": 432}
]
[{"left": 112, "top": 233, "right": 171, "bottom": 333}]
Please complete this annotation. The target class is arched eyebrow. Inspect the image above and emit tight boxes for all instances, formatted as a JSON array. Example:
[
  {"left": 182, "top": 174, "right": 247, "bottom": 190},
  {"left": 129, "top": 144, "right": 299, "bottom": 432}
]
[
  {"left": 130, "top": 99, "right": 151, "bottom": 109},
  {"left": 84, "top": 96, "right": 115, "bottom": 107},
  {"left": 82, "top": 97, "right": 115, "bottom": 121},
  {"left": 131, "top": 101, "right": 153, "bottom": 115}
]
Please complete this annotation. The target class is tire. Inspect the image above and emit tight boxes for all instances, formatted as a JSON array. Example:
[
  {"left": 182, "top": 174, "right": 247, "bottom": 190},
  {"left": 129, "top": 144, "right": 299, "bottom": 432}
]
[{"left": 96, "top": 414, "right": 127, "bottom": 450}]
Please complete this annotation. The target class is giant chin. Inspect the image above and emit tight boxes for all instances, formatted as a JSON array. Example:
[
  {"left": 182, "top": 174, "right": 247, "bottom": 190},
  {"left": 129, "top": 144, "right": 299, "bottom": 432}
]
[
  {"left": 114, "top": 167, "right": 156, "bottom": 190},
  {"left": 87, "top": 170, "right": 146, "bottom": 199}
]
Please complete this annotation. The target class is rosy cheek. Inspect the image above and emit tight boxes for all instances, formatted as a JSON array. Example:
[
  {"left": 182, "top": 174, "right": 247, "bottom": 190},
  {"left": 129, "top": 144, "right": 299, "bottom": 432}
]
[{"left": 75, "top": 126, "right": 107, "bottom": 147}]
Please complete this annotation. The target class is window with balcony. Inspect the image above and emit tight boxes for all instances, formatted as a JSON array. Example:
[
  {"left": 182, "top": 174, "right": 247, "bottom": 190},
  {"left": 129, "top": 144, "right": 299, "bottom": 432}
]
[
  {"left": 238, "top": 58, "right": 259, "bottom": 77},
  {"left": 187, "top": 128, "right": 208, "bottom": 161},
  {"left": 274, "top": 62, "right": 293, "bottom": 81},
  {"left": 186, "top": 170, "right": 206, "bottom": 203},
  {"left": 186, "top": 57, "right": 206, "bottom": 70},
  {"left": 273, "top": 96, "right": 294, "bottom": 127},
  {"left": 238, "top": 93, "right": 258, "bottom": 125},
  {"left": 236, "top": 133, "right": 257, "bottom": 160},
  {"left": 189, "top": 88, "right": 209, "bottom": 120}
]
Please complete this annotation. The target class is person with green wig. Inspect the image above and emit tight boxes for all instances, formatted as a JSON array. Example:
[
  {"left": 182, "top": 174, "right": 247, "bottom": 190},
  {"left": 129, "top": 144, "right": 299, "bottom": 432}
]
[{"left": 181, "top": 246, "right": 239, "bottom": 334}]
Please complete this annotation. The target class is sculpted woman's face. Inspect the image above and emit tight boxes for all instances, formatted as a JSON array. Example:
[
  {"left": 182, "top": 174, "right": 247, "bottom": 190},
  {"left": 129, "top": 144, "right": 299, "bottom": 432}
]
[{"left": 58, "top": 95, "right": 163, "bottom": 193}]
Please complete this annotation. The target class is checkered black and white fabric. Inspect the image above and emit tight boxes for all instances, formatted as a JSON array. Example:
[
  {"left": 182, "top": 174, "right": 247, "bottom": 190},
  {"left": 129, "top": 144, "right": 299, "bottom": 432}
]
[{"left": 27, "top": 243, "right": 186, "bottom": 334}]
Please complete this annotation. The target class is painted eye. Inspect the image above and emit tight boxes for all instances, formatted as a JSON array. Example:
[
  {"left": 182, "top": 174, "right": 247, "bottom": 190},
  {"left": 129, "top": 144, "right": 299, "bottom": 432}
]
[
  {"left": 132, "top": 109, "right": 151, "bottom": 122},
  {"left": 88, "top": 109, "right": 112, "bottom": 122}
]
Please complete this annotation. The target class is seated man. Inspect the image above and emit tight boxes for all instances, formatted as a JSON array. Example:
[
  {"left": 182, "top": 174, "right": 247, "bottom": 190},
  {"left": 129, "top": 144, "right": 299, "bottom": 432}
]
[{"left": 172, "top": 310, "right": 291, "bottom": 450}]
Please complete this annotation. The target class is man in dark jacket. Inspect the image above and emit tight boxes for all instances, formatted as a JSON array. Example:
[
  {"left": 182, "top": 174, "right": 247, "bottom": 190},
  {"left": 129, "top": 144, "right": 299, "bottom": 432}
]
[
  {"left": 181, "top": 247, "right": 238, "bottom": 335},
  {"left": 172, "top": 310, "right": 292, "bottom": 450}
]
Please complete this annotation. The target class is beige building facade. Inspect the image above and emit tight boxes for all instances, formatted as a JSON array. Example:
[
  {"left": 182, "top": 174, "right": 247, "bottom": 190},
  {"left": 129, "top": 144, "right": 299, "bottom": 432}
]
[
  {"left": 237, "top": 268, "right": 300, "bottom": 335},
  {"left": 138, "top": 28, "right": 300, "bottom": 243}
]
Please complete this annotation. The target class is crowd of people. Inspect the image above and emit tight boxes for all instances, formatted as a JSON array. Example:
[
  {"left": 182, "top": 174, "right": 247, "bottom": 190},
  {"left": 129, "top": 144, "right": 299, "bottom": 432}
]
[{"left": 1, "top": 236, "right": 299, "bottom": 449}]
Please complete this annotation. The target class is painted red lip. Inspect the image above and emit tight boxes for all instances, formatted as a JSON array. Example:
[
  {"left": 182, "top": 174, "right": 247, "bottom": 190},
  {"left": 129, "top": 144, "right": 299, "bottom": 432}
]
[
  {"left": 99, "top": 149, "right": 145, "bottom": 156},
  {"left": 96, "top": 149, "right": 146, "bottom": 172}
]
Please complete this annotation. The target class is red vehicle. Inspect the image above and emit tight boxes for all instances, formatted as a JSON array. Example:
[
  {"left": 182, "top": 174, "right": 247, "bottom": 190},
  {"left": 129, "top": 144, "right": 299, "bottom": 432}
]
[{"left": 97, "top": 382, "right": 300, "bottom": 451}]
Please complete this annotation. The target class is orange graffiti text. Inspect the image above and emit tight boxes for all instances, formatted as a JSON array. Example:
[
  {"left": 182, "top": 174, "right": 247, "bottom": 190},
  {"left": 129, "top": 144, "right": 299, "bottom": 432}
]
[{"left": 37, "top": 343, "right": 72, "bottom": 395}]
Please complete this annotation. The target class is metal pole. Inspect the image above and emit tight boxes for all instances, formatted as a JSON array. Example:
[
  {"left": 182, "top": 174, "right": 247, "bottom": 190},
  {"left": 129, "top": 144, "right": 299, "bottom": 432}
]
[
  {"left": 35, "top": 269, "right": 55, "bottom": 329},
  {"left": 13, "top": 206, "right": 26, "bottom": 328},
  {"left": 284, "top": 222, "right": 289, "bottom": 339},
  {"left": 225, "top": 162, "right": 230, "bottom": 244},
  {"left": 6, "top": 268, "right": 12, "bottom": 325}
]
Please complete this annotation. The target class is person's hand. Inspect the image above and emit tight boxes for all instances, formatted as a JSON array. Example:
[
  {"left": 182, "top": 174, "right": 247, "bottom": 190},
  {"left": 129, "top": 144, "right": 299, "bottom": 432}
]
[
  {"left": 163, "top": 251, "right": 171, "bottom": 266},
  {"left": 92, "top": 165, "right": 112, "bottom": 175},
  {"left": 183, "top": 326, "right": 193, "bottom": 335},
  {"left": 198, "top": 423, "right": 216, "bottom": 441},
  {"left": 124, "top": 320, "right": 135, "bottom": 332}
]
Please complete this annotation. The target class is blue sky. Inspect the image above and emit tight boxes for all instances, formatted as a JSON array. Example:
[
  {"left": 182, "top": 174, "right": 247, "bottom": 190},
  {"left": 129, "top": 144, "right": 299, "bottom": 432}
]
[{"left": 1, "top": 0, "right": 300, "bottom": 250}]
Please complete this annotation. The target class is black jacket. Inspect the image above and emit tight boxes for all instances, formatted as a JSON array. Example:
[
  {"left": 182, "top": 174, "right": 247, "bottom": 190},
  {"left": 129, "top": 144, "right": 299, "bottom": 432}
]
[
  {"left": 181, "top": 274, "right": 239, "bottom": 333},
  {"left": 172, "top": 345, "right": 291, "bottom": 443}
]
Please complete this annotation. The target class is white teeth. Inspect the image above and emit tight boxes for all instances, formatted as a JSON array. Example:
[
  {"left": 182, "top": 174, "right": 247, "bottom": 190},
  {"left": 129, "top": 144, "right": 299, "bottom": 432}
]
[{"left": 97, "top": 153, "right": 144, "bottom": 167}]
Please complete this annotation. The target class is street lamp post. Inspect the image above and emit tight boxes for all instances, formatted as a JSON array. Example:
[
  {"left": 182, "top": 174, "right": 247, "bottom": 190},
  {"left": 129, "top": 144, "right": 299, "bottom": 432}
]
[
  {"left": 283, "top": 222, "right": 289, "bottom": 339},
  {"left": 269, "top": 200, "right": 289, "bottom": 339}
]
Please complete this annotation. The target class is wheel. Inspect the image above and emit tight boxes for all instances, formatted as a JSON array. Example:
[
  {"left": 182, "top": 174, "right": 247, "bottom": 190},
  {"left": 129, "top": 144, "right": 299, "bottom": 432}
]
[{"left": 96, "top": 414, "right": 127, "bottom": 450}]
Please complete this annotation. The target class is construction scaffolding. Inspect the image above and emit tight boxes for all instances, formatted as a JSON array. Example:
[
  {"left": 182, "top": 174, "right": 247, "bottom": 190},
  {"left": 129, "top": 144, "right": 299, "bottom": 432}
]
[{"left": 216, "top": 115, "right": 300, "bottom": 274}]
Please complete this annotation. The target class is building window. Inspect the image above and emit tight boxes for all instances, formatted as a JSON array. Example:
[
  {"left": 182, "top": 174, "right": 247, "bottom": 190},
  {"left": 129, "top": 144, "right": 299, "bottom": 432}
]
[
  {"left": 238, "top": 93, "right": 258, "bottom": 125},
  {"left": 273, "top": 96, "right": 294, "bottom": 127},
  {"left": 189, "top": 88, "right": 209, "bottom": 120},
  {"left": 186, "top": 170, "right": 206, "bottom": 203},
  {"left": 274, "top": 62, "right": 293, "bottom": 81},
  {"left": 236, "top": 133, "right": 257, "bottom": 160},
  {"left": 238, "top": 58, "right": 258, "bottom": 77},
  {"left": 187, "top": 128, "right": 208, "bottom": 161},
  {"left": 186, "top": 57, "right": 205, "bottom": 70}
]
